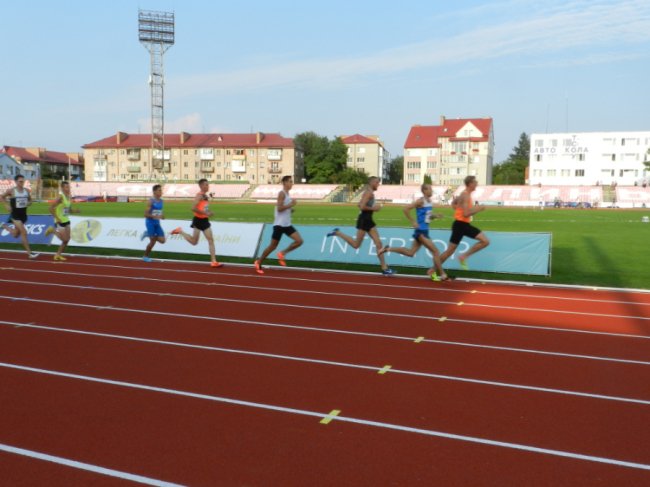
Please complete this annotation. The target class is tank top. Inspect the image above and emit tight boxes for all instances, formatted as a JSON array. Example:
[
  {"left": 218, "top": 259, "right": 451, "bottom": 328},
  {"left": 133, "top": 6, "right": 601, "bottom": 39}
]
[
  {"left": 10, "top": 187, "right": 29, "bottom": 217},
  {"left": 273, "top": 190, "right": 292, "bottom": 227},
  {"left": 193, "top": 192, "right": 209, "bottom": 219},
  {"left": 454, "top": 192, "right": 473, "bottom": 223},
  {"left": 416, "top": 197, "right": 433, "bottom": 230},
  {"left": 147, "top": 198, "right": 164, "bottom": 221},
  {"left": 55, "top": 192, "right": 71, "bottom": 223},
  {"left": 360, "top": 191, "right": 375, "bottom": 216}
]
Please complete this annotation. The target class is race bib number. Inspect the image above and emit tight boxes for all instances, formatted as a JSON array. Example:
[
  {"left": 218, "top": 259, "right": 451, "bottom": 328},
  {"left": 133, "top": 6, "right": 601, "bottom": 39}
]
[
  {"left": 63, "top": 207, "right": 70, "bottom": 215},
  {"left": 425, "top": 210, "right": 432, "bottom": 223},
  {"left": 152, "top": 209, "right": 162, "bottom": 217},
  {"left": 15, "top": 197, "right": 28, "bottom": 209},
  {"left": 204, "top": 205, "right": 209, "bottom": 213}
]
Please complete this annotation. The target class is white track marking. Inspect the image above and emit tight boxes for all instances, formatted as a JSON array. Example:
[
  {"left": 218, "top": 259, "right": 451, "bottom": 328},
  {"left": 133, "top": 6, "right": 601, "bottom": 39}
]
[
  {"left": 3, "top": 312, "right": 650, "bottom": 367},
  {"left": 2, "top": 320, "right": 649, "bottom": 405},
  {"left": 0, "top": 443, "right": 183, "bottom": 486},
  {"left": 2, "top": 254, "right": 649, "bottom": 305},
  {"left": 4, "top": 277, "right": 650, "bottom": 328},
  {"left": 8, "top": 267, "right": 650, "bottom": 316},
  {"left": 2, "top": 361, "right": 649, "bottom": 472}
]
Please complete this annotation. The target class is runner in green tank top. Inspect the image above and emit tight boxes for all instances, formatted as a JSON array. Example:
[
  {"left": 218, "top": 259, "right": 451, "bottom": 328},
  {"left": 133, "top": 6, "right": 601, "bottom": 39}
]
[{"left": 45, "top": 181, "right": 80, "bottom": 261}]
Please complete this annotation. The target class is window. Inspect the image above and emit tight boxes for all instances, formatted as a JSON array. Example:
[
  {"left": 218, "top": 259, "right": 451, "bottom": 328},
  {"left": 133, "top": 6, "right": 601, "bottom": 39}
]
[
  {"left": 183, "top": 150, "right": 188, "bottom": 155},
  {"left": 535, "top": 139, "right": 544, "bottom": 148},
  {"left": 575, "top": 169, "right": 585, "bottom": 177},
  {"left": 612, "top": 154, "right": 616, "bottom": 161},
  {"left": 234, "top": 149, "right": 245, "bottom": 155},
  {"left": 535, "top": 155, "right": 541, "bottom": 162},
  {"left": 578, "top": 154, "right": 585, "bottom": 161},
  {"left": 356, "top": 157, "right": 365, "bottom": 163},
  {"left": 561, "top": 169, "right": 570, "bottom": 177},
  {"left": 184, "top": 161, "right": 189, "bottom": 167},
  {"left": 547, "top": 169, "right": 556, "bottom": 177}
]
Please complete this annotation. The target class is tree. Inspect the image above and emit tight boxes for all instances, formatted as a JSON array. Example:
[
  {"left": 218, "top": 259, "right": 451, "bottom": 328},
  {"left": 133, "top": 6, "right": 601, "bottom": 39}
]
[
  {"left": 386, "top": 156, "right": 404, "bottom": 184},
  {"left": 423, "top": 174, "right": 432, "bottom": 185},
  {"left": 335, "top": 167, "right": 368, "bottom": 190},
  {"left": 493, "top": 132, "right": 530, "bottom": 185},
  {"left": 294, "top": 132, "right": 347, "bottom": 183}
]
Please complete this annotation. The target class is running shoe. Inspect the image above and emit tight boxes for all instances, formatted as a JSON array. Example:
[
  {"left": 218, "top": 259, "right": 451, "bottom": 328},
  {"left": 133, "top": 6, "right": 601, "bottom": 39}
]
[
  {"left": 254, "top": 259, "right": 265, "bottom": 275},
  {"left": 381, "top": 268, "right": 396, "bottom": 276},
  {"left": 140, "top": 231, "right": 148, "bottom": 241},
  {"left": 53, "top": 255, "right": 67, "bottom": 261},
  {"left": 210, "top": 261, "right": 224, "bottom": 268},
  {"left": 326, "top": 228, "right": 339, "bottom": 237},
  {"left": 45, "top": 226, "right": 55, "bottom": 236},
  {"left": 142, "top": 256, "right": 153, "bottom": 263},
  {"left": 171, "top": 227, "right": 182, "bottom": 235},
  {"left": 277, "top": 251, "right": 286, "bottom": 266},
  {"left": 458, "top": 257, "right": 469, "bottom": 270},
  {"left": 28, "top": 252, "right": 40, "bottom": 259},
  {"left": 430, "top": 272, "right": 441, "bottom": 282}
]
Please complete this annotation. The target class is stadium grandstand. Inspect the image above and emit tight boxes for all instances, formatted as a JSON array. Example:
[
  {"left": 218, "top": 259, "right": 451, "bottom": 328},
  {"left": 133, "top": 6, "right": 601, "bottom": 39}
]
[
  {"left": 68, "top": 182, "right": 250, "bottom": 200},
  {"left": 250, "top": 184, "right": 338, "bottom": 200}
]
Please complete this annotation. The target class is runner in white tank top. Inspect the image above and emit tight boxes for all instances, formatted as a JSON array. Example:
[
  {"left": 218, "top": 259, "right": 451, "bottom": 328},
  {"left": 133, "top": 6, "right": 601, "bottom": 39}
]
[
  {"left": 254, "top": 175, "right": 304, "bottom": 274},
  {"left": 1, "top": 174, "right": 39, "bottom": 259}
]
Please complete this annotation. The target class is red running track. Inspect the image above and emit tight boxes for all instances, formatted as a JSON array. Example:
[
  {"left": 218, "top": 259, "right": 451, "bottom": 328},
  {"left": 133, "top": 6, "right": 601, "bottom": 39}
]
[{"left": 0, "top": 251, "right": 649, "bottom": 486}]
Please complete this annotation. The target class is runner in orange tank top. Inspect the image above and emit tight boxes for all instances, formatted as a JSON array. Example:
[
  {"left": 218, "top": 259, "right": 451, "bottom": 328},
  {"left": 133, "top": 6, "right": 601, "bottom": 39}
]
[
  {"left": 171, "top": 178, "right": 223, "bottom": 268},
  {"left": 439, "top": 175, "right": 490, "bottom": 271}
]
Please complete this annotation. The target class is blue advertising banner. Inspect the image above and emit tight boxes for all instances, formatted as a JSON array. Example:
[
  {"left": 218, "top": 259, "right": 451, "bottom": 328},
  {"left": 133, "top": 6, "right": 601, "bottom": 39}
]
[
  {"left": 257, "top": 225, "right": 552, "bottom": 276},
  {"left": 0, "top": 214, "right": 55, "bottom": 245}
]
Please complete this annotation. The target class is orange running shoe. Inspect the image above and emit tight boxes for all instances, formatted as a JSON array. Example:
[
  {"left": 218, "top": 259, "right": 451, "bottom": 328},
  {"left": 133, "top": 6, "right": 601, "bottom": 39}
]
[
  {"left": 277, "top": 251, "right": 286, "bottom": 266},
  {"left": 210, "top": 261, "right": 224, "bottom": 268},
  {"left": 254, "top": 260, "right": 265, "bottom": 275},
  {"left": 171, "top": 227, "right": 182, "bottom": 235}
]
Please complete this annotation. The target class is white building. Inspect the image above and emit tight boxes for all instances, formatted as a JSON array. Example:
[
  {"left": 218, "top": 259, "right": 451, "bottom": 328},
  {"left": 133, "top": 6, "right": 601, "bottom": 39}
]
[{"left": 529, "top": 131, "right": 650, "bottom": 186}]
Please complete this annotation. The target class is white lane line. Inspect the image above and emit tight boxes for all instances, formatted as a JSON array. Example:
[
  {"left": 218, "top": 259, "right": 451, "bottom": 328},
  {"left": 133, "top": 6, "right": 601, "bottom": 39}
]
[
  {"left": 2, "top": 361, "right": 649, "bottom": 472},
  {"left": 10, "top": 267, "right": 650, "bottom": 319},
  {"left": 2, "top": 320, "right": 649, "bottom": 405},
  {"left": 3, "top": 313, "right": 650, "bottom": 368},
  {"left": 4, "top": 277, "right": 650, "bottom": 328},
  {"left": 3, "top": 255, "right": 649, "bottom": 305},
  {"left": 0, "top": 443, "right": 183, "bottom": 486}
]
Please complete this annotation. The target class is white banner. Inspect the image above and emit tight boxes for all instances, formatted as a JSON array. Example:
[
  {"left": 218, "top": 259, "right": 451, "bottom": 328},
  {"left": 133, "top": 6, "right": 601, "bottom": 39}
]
[{"left": 53, "top": 217, "right": 263, "bottom": 258}]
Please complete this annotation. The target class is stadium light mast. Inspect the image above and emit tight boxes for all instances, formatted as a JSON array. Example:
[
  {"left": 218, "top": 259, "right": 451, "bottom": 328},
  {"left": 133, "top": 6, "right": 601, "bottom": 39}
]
[{"left": 138, "top": 9, "right": 174, "bottom": 179}]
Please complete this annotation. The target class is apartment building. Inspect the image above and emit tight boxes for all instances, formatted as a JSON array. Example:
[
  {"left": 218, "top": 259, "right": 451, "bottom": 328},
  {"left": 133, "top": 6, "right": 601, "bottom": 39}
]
[
  {"left": 529, "top": 131, "right": 650, "bottom": 185},
  {"left": 82, "top": 131, "right": 303, "bottom": 184},
  {"left": 1, "top": 146, "right": 84, "bottom": 180},
  {"left": 403, "top": 116, "right": 494, "bottom": 186},
  {"left": 340, "top": 134, "right": 390, "bottom": 181}
]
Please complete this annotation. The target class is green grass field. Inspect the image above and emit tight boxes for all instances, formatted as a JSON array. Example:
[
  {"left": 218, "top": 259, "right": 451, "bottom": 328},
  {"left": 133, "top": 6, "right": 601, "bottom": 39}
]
[{"left": 4, "top": 201, "right": 650, "bottom": 289}]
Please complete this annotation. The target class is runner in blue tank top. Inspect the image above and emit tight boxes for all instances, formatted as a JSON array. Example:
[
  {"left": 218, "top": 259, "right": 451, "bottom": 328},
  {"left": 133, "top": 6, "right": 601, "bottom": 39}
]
[
  {"left": 141, "top": 184, "right": 167, "bottom": 262},
  {"left": 378, "top": 183, "right": 448, "bottom": 281}
]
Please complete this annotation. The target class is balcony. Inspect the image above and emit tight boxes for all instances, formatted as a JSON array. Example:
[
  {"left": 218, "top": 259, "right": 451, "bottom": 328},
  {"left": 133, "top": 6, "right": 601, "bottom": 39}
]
[
  {"left": 127, "top": 150, "right": 141, "bottom": 161},
  {"left": 126, "top": 165, "right": 141, "bottom": 173},
  {"left": 161, "top": 164, "right": 171, "bottom": 173},
  {"left": 200, "top": 166, "right": 215, "bottom": 173},
  {"left": 268, "top": 166, "right": 282, "bottom": 174}
]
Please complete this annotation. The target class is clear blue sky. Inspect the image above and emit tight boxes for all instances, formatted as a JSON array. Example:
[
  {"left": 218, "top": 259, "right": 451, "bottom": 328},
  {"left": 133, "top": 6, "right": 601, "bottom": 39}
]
[{"left": 2, "top": 0, "right": 649, "bottom": 164}]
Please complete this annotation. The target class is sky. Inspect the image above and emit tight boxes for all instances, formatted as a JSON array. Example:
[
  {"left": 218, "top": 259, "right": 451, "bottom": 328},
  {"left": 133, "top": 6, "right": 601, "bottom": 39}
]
[{"left": 2, "top": 0, "right": 650, "bottom": 164}]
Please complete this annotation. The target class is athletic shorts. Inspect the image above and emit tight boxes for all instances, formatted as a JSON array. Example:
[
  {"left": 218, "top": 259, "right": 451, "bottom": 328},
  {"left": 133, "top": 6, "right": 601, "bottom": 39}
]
[
  {"left": 145, "top": 219, "right": 164, "bottom": 238},
  {"left": 8, "top": 212, "right": 27, "bottom": 224},
  {"left": 356, "top": 212, "right": 376, "bottom": 232},
  {"left": 272, "top": 225, "right": 297, "bottom": 241},
  {"left": 412, "top": 229, "right": 430, "bottom": 240},
  {"left": 191, "top": 217, "right": 211, "bottom": 232},
  {"left": 56, "top": 221, "right": 71, "bottom": 228},
  {"left": 450, "top": 220, "right": 481, "bottom": 245}
]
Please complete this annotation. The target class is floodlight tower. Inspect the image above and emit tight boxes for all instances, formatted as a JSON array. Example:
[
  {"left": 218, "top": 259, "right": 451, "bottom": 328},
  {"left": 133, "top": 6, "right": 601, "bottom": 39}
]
[{"left": 138, "top": 10, "right": 174, "bottom": 177}]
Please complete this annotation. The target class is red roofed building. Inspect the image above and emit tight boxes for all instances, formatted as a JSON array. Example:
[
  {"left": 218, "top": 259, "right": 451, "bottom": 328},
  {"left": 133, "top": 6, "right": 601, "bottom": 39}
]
[
  {"left": 403, "top": 116, "right": 494, "bottom": 185},
  {"left": 340, "top": 134, "right": 390, "bottom": 182},
  {"left": 82, "top": 131, "right": 302, "bottom": 184},
  {"left": 1, "top": 146, "right": 84, "bottom": 180}
]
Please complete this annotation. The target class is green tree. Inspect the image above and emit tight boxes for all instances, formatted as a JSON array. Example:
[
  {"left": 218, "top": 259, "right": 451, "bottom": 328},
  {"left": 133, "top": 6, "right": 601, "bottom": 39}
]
[
  {"left": 294, "top": 132, "right": 347, "bottom": 183},
  {"left": 335, "top": 167, "right": 368, "bottom": 190},
  {"left": 493, "top": 132, "right": 530, "bottom": 185},
  {"left": 423, "top": 174, "right": 432, "bottom": 185},
  {"left": 386, "top": 156, "right": 404, "bottom": 184}
]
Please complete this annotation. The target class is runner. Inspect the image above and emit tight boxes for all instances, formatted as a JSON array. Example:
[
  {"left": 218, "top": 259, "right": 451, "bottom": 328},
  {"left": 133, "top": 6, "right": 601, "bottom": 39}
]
[
  {"left": 44, "top": 181, "right": 79, "bottom": 261},
  {"left": 171, "top": 178, "right": 223, "bottom": 268},
  {"left": 439, "top": 175, "right": 489, "bottom": 270},
  {"left": 1, "top": 174, "right": 39, "bottom": 259},
  {"left": 378, "top": 183, "right": 448, "bottom": 281},
  {"left": 140, "top": 184, "right": 166, "bottom": 262},
  {"left": 326, "top": 176, "right": 395, "bottom": 275},
  {"left": 254, "top": 175, "right": 303, "bottom": 274}
]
